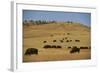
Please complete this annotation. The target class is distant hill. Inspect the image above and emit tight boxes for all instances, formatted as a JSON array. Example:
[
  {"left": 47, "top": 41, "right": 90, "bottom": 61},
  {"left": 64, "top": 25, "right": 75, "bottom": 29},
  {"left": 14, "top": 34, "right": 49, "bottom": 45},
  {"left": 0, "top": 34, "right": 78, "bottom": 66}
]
[{"left": 23, "top": 22, "right": 90, "bottom": 32}]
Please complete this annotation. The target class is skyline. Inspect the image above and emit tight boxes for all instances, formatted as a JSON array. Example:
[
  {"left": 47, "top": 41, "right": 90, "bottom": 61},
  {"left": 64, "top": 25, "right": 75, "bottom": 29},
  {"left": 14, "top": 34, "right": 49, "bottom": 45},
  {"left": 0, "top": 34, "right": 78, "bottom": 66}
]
[{"left": 23, "top": 10, "right": 91, "bottom": 26}]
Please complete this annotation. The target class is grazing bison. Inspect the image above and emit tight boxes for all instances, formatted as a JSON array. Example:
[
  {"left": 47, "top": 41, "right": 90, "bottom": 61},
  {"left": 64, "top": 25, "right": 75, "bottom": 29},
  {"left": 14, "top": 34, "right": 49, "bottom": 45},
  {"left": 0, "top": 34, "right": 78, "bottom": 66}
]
[
  {"left": 68, "top": 46, "right": 71, "bottom": 49},
  {"left": 25, "top": 48, "right": 38, "bottom": 55},
  {"left": 67, "top": 33, "right": 70, "bottom": 35},
  {"left": 66, "top": 40, "right": 69, "bottom": 42},
  {"left": 70, "top": 40, "right": 72, "bottom": 42},
  {"left": 60, "top": 40, "right": 63, "bottom": 43},
  {"left": 70, "top": 47, "right": 80, "bottom": 53},
  {"left": 65, "top": 37, "right": 67, "bottom": 39},
  {"left": 75, "top": 40, "right": 80, "bottom": 42},
  {"left": 43, "top": 45, "right": 62, "bottom": 49},
  {"left": 43, "top": 41, "right": 47, "bottom": 43},
  {"left": 52, "top": 45, "right": 56, "bottom": 48},
  {"left": 89, "top": 46, "right": 91, "bottom": 49},
  {"left": 56, "top": 45, "right": 62, "bottom": 48},
  {"left": 62, "top": 38, "right": 64, "bottom": 40},
  {"left": 50, "top": 34, "right": 53, "bottom": 37},
  {"left": 53, "top": 40, "right": 56, "bottom": 42},
  {"left": 43, "top": 45, "right": 51, "bottom": 48},
  {"left": 80, "top": 47, "right": 88, "bottom": 49}
]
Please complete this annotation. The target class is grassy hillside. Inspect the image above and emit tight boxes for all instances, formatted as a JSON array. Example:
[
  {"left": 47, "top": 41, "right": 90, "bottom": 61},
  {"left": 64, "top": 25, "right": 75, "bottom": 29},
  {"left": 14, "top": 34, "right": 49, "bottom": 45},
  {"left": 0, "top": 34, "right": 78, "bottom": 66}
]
[{"left": 23, "top": 22, "right": 91, "bottom": 62}]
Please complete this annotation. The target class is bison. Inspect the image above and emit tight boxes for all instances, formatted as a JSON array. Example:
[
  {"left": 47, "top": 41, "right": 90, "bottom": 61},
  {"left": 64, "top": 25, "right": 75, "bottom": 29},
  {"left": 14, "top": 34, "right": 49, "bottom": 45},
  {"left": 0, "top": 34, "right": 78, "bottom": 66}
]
[
  {"left": 80, "top": 47, "right": 88, "bottom": 49},
  {"left": 70, "top": 47, "right": 80, "bottom": 53},
  {"left": 65, "top": 37, "right": 67, "bottom": 39},
  {"left": 66, "top": 40, "right": 69, "bottom": 42},
  {"left": 52, "top": 45, "right": 56, "bottom": 48},
  {"left": 50, "top": 34, "right": 53, "bottom": 37},
  {"left": 67, "top": 33, "right": 70, "bottom": 35},
  {"left": 25, "top": 48, "right": 38, "bottom": 55},
  {"left": 62, "top": 38, "right": 64, "bottom": 40},
  {"left": 43, "top": 45, "right": 62, "bottom": 49},
  {"left": 43, "top": 45, "right": 51, "bottom": 48},
  {"left": 60, "top": 40, "right": 63, "bottom": 43},
  {"left": 68, "top": 46, "right": 71, "bottom": 49},
  {"left": 43, "top": 41, "right": 47, "bottom": 43},
  {"left": 75, "top": 40, "right": 80, "bottom": 42},
  {"left": 53, "top": 40, "right": 57, "bottom": 42},
  {"left": 89, "top": 46, "right": 91, "bottom": 49},
  {"left": 56, "top": 45, "right": 62, "bottom": 48},
  {"left": 70, "top": 40, "right": 72, "bottom": 42}
]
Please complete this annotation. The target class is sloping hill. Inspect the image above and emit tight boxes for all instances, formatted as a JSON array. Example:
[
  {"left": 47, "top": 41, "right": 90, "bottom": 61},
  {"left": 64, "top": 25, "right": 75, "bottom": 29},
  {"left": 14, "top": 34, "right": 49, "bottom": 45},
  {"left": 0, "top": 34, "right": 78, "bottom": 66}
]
[{"left": 23, "top": 22, "right": 91, "bottom": 62}]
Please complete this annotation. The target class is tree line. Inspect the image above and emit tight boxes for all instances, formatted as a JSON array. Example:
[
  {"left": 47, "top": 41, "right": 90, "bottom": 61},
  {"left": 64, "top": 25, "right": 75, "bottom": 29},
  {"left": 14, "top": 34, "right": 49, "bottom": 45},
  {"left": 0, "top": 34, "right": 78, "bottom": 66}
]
[
  {"left": 23, "top": 20, "right": 75, "bottom": 25},
  {"left": 23, "top": 20, "right": 57, "bottom": 25}
]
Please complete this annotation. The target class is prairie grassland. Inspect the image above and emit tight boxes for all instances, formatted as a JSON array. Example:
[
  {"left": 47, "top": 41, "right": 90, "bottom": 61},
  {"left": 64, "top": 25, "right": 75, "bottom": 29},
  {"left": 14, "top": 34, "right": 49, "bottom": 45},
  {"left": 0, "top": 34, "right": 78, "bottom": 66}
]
[{"left": 23, "top": 23, "right": 91, "bottom": 62}]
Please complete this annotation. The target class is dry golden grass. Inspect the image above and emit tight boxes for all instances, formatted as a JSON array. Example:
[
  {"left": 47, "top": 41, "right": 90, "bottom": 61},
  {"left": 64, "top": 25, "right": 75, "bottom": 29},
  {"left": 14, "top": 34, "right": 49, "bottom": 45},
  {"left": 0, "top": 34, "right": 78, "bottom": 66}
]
[{"left": 23, "top": 23, "right": 91, "bottom": 62}]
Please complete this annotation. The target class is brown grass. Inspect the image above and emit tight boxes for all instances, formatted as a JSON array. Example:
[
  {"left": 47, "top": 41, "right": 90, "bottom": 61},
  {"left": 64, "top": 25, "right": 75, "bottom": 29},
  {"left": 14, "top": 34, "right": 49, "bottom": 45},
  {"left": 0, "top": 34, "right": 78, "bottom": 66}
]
[{"left": 23, "top": 23, "right": 91, "bottom": 62}]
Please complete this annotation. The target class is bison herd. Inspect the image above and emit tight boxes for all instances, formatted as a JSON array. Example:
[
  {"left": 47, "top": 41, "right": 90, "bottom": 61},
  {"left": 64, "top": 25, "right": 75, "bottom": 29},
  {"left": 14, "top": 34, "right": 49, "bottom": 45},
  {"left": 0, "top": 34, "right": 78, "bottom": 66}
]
[
  {"left": 43, "top": 38, "right": 80, "bottom": 44},
  {"left": 43, "top": 45, "right": 62, "bottom": 48},
  {"left": 24, "top": 33, "right": 90, "bottom": 55}
]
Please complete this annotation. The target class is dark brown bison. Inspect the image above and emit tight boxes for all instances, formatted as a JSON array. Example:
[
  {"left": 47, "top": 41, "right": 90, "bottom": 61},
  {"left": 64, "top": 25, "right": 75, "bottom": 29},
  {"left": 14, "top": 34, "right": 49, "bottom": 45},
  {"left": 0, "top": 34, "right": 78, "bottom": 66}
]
[
  {"left": 89, "top": 46, "right": 91, "bottom": 49},
  {"left": 75, "top": 40, "right": 80, "bottom": 42},
  {"left": 50, "top": 34, "right": 53, "bottom": 37},
  {"left": 80, "top": 47, "right": 88, "bottom": 49},
  {"left": 25, "top": 48, "right": 38, "bottom": 55},
  {"left": 43, "top": 41, "right": 47, "bottom": 43},
  {"left": 56, "top": 45, "right": 62, "bottom": 48},
  {"left": 53, "top": 40, "right": 56, "bottom": 42},
  {"left": 67, "top": 33, "right": 70, "bottom": 35},
  {"left": 60, "top": 40, "right": 63, "bottom": 43},
  {"left": 62, "top": 38, "right": 64, "bottom": 40},
  {"left": 43, "top": 45, "right": 51, "bottom": 48},
  {"left": 70, "top": 47, "right": 80, "bottom": 53},
  {"left": 70, "top": 40, "right": 72, "bottom": 42},
  {"left": 66, "top": 40, "right": 69, "bottom": 42},
  {"left": 68, "top": 46, "right": 71, "bottom": 49},
  {"left": 52, "top": 45, "right": 56, "bottom": 48},
  {"left": 65, "top": 37, "right": 67, "bottom": 39},
  {"left": 43, "top": 45, "right": 62, "bottom": 49}
]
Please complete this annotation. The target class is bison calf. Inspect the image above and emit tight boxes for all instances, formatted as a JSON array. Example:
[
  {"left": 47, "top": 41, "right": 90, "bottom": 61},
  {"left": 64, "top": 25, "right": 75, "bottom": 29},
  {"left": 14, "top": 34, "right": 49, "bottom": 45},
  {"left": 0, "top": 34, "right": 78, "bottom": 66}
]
[
  {"left": 60, "top": 40, "right": 63, "bottom": 43},
  {"left": 43, "top": 41, "right": 47, "bottom": 43},
  {"left": 53, "top": 40, "right": 56, "bottom": 42},
  {"left": 75, "top": 40, "right": 80, "bottom": 42}
]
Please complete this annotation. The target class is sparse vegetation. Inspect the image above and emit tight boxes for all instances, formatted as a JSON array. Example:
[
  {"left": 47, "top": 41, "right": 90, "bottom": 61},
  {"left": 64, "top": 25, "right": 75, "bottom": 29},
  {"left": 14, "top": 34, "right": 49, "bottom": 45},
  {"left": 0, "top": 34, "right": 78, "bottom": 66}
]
[{"left": 23, "top": 20, "right": 91, "bottom": 62}]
